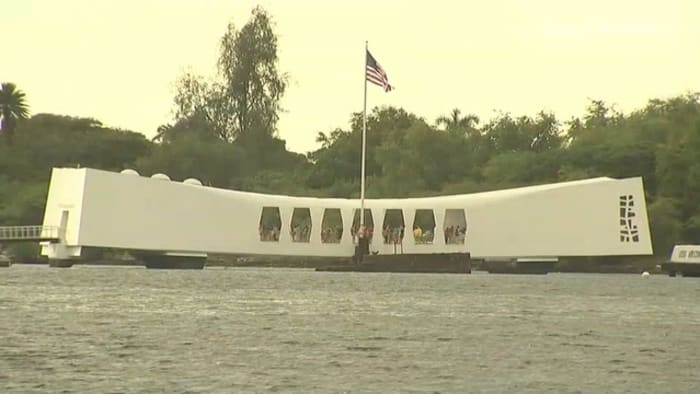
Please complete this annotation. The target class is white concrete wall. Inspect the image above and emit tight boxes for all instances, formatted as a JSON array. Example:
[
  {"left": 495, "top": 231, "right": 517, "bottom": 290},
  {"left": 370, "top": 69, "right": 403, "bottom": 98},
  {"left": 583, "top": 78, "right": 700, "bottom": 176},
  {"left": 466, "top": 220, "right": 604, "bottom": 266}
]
[
  {"left": 41, "top": 168, "right": 653, "bottom": 258},
  {"left": 40, "top": 169, "right": 87, "bottom": 258},
  {"left": 466, "top": 177, "right": 651, "bottom": 257}
]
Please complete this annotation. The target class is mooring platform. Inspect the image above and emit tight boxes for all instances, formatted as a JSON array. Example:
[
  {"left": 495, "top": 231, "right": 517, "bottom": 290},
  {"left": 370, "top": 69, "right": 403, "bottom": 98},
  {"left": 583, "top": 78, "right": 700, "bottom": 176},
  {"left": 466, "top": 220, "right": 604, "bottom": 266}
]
[{"left": 316, "top": 253, "right": 471, "bottom": 274}]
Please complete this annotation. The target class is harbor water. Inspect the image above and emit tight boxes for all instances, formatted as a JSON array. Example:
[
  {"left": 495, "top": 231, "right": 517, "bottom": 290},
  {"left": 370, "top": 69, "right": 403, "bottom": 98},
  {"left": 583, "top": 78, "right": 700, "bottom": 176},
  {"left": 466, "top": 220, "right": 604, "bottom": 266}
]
[{"left": 1, "top": 265, "right": 699, "bottom": 393}]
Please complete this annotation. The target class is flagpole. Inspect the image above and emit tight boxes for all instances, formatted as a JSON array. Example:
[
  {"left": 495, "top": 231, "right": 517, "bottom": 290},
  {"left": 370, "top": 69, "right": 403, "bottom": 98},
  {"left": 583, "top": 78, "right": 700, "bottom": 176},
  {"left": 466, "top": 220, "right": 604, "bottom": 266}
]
[{"left": 360, "top": 41, "right": 368, "bottom": 230}]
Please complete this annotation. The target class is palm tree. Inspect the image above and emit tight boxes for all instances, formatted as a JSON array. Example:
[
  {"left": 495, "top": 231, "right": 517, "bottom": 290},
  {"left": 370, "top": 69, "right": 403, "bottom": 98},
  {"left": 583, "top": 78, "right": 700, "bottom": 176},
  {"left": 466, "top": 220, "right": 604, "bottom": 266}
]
[
  {"left": 0, "top": 83, "right": 30, "bottom": 145},
  {"left": 436, "top": 108, "right": 480, "bottom": 137}
]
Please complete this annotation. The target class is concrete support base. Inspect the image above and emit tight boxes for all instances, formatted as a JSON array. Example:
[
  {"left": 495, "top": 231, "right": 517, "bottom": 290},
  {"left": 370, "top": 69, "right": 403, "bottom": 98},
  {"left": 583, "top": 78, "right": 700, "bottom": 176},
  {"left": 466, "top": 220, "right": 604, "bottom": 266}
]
[
  {"left": 316, "top": 253, "right": 471, "bottom": 274},
  {"left": 42, "top": 243, "right": 82, "bottom": 260},
  {"left": 48, "top": 259, "right": 74, "bottom": 268},
  {"left": 484, "top": 260, "right": 555, "bottom": 275},
  {"left": 136, "top": 253, "right": 207, "bottom": 270}
]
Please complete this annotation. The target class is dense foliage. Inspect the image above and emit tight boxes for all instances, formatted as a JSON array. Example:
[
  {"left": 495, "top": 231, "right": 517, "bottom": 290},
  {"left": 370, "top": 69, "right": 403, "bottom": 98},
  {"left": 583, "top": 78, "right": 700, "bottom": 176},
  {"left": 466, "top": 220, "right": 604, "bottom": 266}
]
[
  {"left": 2, "top": 94, "right": 699, "bottom": 257},
  {"left": 1, "top": 8, "right": 698, "bottom": 258}
]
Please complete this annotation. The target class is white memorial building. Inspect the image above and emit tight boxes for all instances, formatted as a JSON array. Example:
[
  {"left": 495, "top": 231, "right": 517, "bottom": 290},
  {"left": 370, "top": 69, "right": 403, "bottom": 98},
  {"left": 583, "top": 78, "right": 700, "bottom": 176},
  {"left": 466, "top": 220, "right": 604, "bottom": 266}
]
[{"left": 40, "top": 168, "right": 653, "bottom": 260}]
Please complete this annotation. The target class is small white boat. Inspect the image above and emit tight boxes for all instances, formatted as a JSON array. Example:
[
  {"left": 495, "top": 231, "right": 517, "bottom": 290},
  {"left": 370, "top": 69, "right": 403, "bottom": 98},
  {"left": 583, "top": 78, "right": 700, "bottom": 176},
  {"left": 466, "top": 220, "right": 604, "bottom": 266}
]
[{"left": 661, "top": 245, "right": 700, "bottom": 277}]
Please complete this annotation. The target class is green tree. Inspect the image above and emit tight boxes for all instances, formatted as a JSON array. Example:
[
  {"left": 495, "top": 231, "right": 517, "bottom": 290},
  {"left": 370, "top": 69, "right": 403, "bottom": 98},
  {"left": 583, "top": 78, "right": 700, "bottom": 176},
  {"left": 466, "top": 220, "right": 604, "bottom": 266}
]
[
  {"left": 0, "top": 83, "right": 30, "bottom": 145},
  {"left": 170, "top": 6, "right": 286, "bottom": 145},
  {"left": 169, "top": 72, "right": 225, "bottom": 141},
  {"left": 481, "top": 150, "right": 560, "bottom": 188},
  {"left": 646, "top": 197, "right": 683, "bottom": 256},
  {"left": 219, "top": 7, "right": 286, "bottom": 141},
  {"left": 482, "top": 111, "right": 562, "bottom": 154},
  {"left": 583, "top": 99, "right": 622, "bottom": 129},
  {"left": 436, "top": 108, "right": 480, "bottom": 137},
  {"left": 135, "top": 134, "right": 247, "bottom": 188},
  {"left": 306, "top": 107, "right": 423, "bottom": 195},
  {"left": 152, "top": 112, "right": 219, "bottom": 144}
]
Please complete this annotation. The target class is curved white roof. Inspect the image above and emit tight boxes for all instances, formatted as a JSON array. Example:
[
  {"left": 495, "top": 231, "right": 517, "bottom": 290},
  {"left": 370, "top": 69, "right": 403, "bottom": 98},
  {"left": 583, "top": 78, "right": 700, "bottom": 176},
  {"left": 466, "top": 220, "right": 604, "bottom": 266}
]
[
  {"left": 201, "top": 176, "right": 619, "bottom": 208},
  {"left": 151, "top": 173, "right": 171, "bottom": 181},
  {"left": 120, "top": 169, "right": 140, "bottom": 176}
]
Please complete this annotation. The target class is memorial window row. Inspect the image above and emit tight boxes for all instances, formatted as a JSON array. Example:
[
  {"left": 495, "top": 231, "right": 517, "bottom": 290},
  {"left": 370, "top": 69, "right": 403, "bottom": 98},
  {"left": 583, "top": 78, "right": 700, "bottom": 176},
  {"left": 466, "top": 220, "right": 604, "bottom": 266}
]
[{"left": 258, "top": 207, "right": 467, "bottom": 244}]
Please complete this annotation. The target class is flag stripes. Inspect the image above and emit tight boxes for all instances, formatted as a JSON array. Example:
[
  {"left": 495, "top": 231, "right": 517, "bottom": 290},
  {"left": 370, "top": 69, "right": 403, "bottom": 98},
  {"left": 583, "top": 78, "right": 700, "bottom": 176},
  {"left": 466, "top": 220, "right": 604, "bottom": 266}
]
[{"left": 366, "top": 50, "right": 392, "bottom": 92}]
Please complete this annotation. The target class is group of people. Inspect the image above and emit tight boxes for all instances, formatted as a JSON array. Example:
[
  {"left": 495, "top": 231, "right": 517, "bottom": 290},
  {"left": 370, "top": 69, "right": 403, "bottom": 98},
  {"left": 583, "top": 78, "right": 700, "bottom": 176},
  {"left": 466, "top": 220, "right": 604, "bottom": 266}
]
[
  {"left": 261, "top": 225, "right": 343, "bottom": 243},
  {"left": 382, "top": 225, "right": 405, "bottom": 244},
  {"left": 260, "top": 222, "right": 466, "bottom": 244},
  {"left": 259, "top": 225, "right": 280, "bottom": 242},
  {"left": 412, "top": 226, "right": 434, "bottom": 244},
  {"left": 321, "top": 226, "right": 343, "bottom": 243},
  {"left": 290, "top": 225, "right": 311, "bottom": 242},
  {"left": 445, "top": 225, "right": 466, "bottom": 244},
  {"left": 351, "top": 225, "right": 374, "bottom": 243}
]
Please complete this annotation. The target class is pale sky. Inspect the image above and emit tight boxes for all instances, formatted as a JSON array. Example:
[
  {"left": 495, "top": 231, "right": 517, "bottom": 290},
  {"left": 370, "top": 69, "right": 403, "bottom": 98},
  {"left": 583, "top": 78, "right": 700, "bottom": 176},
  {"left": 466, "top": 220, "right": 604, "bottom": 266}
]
[{"left": 3, "top": 0, "right": 699, "bottom": 153}]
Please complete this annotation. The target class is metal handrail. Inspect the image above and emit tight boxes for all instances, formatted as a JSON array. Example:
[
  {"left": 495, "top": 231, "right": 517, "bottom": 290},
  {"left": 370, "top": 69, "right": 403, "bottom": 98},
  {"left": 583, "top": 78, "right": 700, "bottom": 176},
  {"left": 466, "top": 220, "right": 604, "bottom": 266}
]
[{"left": 0, "top": 225, "right": 62, "bottom": 241}]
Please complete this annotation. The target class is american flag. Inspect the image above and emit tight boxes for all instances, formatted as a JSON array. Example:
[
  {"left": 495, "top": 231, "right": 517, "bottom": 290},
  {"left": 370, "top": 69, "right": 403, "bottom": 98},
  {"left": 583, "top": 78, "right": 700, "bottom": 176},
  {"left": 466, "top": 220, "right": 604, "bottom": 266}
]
[{"left": 366, "top": 50, "right": 393, "bottom": 92}]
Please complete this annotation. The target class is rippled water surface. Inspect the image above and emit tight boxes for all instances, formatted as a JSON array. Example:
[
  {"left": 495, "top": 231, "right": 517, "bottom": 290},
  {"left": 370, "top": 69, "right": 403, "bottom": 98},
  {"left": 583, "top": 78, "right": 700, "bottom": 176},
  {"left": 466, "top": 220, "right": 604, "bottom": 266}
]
[{"left": 1, "top": 265, "right": 699, "bottom": 393}]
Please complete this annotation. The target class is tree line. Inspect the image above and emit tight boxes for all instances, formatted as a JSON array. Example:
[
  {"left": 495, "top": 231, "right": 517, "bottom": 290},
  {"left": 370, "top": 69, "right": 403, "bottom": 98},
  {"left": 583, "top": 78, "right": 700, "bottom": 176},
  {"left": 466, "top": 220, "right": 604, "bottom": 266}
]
[{"left": 1, "top": 7, "right": 698, "bottom": 258}]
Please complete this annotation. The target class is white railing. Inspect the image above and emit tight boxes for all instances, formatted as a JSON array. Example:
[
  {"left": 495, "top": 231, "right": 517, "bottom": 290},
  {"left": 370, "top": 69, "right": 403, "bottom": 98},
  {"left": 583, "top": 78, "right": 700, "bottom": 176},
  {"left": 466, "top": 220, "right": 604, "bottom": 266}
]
[{"left": 0, "top": 225, "right": 62, "bottom": 241}]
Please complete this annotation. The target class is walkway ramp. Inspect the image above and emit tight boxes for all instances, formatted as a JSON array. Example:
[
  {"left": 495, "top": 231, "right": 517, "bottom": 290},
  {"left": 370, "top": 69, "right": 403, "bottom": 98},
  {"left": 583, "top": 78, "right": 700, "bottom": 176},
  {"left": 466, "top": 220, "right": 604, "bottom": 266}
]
[{"left": 0, "top": 226, "right": 62, "bottom": 243}]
